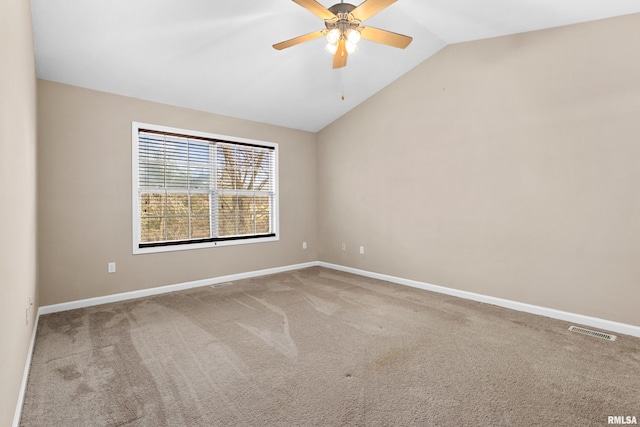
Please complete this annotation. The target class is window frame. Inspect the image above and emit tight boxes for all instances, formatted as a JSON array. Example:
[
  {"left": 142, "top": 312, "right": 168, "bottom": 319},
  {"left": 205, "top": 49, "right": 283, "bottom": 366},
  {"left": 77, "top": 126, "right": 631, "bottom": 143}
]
[{"left": 132, "top": 122, "right": 279, "bottom": 254}]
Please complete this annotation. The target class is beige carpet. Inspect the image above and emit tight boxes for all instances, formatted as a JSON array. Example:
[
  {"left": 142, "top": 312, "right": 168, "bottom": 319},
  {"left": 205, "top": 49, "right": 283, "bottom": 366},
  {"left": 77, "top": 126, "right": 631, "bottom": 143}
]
[{"left": 21, "top": 267, "right": 640, "bottom": 426}]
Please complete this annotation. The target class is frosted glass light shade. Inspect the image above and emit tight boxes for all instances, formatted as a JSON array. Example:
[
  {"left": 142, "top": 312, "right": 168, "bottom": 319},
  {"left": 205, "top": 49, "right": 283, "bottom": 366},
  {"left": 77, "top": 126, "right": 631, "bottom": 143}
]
[
  {"left": 325, "top": 43, "right": 338, "bottom": 54},
  {"left": 346, "top": 29, "right": 361, "bottom": 45},
  {"left": 326, "top": 29, "right": 341, "bottom": 45}
]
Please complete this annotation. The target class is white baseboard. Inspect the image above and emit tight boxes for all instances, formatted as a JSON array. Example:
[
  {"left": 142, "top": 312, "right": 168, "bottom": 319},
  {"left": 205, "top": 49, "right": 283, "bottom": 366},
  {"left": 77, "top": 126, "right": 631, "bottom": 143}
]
[
  {"left": 37, "top": 260, "right": 640, "bottom": 338},
  {"left": 13, "top": 313, "right": 40, "bottom": 427},
  {"left": 38, "top": 262, "right": 319, "bottom": 315},
  {"left": 319, "top": 262, "right": 640, "bottom": 339}
]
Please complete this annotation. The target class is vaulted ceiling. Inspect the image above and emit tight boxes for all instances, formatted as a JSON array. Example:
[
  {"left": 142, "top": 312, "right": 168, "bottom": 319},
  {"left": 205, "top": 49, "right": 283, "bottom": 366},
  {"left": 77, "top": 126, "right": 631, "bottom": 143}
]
[{"left": 31, "top": 0, "right": 640, "bottom": 132}]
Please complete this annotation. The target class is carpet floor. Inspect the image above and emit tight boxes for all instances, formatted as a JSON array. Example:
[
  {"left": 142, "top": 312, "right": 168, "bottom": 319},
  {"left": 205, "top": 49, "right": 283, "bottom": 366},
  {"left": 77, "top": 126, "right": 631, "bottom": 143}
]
[{"left": 20, "top": 267, "right": 640, "bottom": 426}]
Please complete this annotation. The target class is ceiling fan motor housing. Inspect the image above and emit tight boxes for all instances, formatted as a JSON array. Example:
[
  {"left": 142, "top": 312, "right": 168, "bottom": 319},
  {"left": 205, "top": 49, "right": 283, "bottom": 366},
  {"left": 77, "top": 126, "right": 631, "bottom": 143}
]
[{"left": 325, "top": 3, "right": 361, "bottom": 35}]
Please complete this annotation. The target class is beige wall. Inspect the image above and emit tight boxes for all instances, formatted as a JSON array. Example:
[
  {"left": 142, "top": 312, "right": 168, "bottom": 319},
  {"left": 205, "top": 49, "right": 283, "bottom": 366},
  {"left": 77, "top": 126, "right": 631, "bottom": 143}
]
[
  {"left": 318, "top": 13, "right": 640, "bottom": 326},
  {"left": 0, "top": 0, "right": 38, "bottom": 425},
  {"left": 37, "top": 80, "right": 317, "bottom": 306}
]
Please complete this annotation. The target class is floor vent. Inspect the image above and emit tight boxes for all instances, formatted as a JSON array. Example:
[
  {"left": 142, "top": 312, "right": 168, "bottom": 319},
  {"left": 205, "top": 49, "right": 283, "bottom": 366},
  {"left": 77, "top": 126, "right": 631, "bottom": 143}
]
[
  {"left": 211, "top": 282, "right": 233, "bottom": 289},
  {"left": 568, "top": 325, "right": 616, "bottom": 341}
]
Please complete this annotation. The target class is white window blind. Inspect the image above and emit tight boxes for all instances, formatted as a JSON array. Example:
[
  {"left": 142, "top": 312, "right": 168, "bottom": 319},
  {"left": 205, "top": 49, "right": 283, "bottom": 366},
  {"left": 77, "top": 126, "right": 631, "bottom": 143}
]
[{"left": 133, "top": 124, "right": 277, "bottom": 253}]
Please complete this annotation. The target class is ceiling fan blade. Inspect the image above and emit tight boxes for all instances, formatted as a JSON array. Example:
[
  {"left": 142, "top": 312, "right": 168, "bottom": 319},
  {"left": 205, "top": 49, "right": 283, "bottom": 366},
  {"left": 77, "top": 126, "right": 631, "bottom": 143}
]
[
  {"left": 333, "top": 39, "right": 348, "bottom": 69},
  {"left": 273, "top": 30, "right": 325, "bottom": 50},
  {"left": 351, "top": 0, "right": 397, "bottom": 21},
  {"left": 360, "top": 26, "right": 412, "bottom": 49},
  {"left": 292, "top": 0, "right": 337, "bottom": 20}
]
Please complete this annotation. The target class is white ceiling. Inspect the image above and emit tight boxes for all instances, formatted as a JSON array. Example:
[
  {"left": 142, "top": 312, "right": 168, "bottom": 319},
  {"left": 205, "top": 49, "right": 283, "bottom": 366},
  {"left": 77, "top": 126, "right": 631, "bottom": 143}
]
[{"left": 31, "top": 0, "right": 640, "bottom": 132}]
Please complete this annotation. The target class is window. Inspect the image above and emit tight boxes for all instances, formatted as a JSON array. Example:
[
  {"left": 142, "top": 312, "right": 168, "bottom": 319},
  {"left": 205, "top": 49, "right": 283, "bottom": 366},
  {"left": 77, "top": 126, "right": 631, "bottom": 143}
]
[{"left": 132, "top": 123, "right": 278, "bottom": 254}]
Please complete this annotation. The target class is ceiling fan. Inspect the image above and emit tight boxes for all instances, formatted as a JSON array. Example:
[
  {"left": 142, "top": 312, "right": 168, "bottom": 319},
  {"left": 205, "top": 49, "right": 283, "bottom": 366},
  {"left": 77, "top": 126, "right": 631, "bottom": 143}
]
[{"left": 273, "top": 0, "right": 412, "bottom": 69}]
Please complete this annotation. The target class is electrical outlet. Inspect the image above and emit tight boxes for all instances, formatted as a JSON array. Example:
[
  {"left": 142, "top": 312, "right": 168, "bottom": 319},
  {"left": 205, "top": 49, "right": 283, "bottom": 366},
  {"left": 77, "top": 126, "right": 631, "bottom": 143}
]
[
  {"left": 341, "top": 243, "right": 346, "bottom": 251},
  {"left": 360, "top": 246, "right": 365, "bottom": 255},
  {"left": 303, "top": 241, "right": 307, "bottom": 249},
  {"left": 108, "top": 262, "right": 116, "bottom": 273}
]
